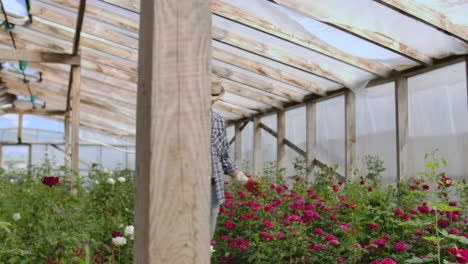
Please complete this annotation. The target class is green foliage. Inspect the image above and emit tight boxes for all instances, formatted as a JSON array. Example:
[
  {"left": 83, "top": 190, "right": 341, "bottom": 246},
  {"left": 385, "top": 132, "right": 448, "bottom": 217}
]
[{"left": 0, "top": 164, "right": 134, "bottom": 263}]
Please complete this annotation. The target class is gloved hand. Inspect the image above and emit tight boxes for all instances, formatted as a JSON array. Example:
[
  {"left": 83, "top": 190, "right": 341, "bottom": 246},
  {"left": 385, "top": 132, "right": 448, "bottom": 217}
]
[{"left": 234, "top": 171, "right": 262, "bottom": 196}]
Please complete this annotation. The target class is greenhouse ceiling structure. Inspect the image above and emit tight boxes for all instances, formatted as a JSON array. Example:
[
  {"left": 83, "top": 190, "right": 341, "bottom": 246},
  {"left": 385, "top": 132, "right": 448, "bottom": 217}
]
[{"left": 0, "top": 0, "right": 467, "bottom": 262}]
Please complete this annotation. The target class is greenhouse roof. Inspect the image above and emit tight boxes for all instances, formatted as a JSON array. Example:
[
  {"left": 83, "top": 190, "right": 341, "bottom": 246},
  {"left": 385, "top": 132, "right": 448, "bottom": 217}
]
[{"left": 0, "top": 0, "right": 467, "bottom": 141}]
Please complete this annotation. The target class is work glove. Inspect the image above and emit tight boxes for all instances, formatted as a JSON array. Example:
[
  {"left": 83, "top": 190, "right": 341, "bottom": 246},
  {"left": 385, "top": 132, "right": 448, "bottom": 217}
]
[{"left": 234, "top": 171, "right": 262, "bottom": 196}]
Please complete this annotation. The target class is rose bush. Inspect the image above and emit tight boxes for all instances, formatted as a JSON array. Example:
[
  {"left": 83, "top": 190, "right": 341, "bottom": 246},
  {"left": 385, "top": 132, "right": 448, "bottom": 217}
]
[
  {"left": 211, "top": 153, "right": 467, "bottom": 264},
  {"left": 0, "top": 163, "right": 134, "bottom": 263}
]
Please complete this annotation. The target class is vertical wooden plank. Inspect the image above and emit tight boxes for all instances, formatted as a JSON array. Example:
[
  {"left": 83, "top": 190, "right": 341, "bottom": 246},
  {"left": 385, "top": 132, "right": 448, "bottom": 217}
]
[
  {"left": 64, "top": 115, "right": 70, "bottom": 170},
  {"left": 464, "top": 56, "right": 468, "bottom": 178},
  {"left": 277, "top": 111, "right": 285, "bottom": 170},
  {"left": 28, "top": 144, "right": 32, "bottom": 168},
  {"left": 253, "top": 117, "right": 262, "bottom": 177},
  {"left": 395, "top": 77, "right": 410, "bottom": 181},
  {"left": 234, "top": 122, "right": 242, "bottom": 169},
  {"left": 306, "top": 102, "right": 316, "bottom": 179},
  {"left": 345, "top": 89, "right": 356, "bottom": 179},
  {"left": 71, "top": 65, "right": 81, "bottom": 174},
  {"left": 17, "top": 114, "right": 23, "bottom": 144},
  {"left": 0, "top": 144, "right": 3, "bottom": 168},
  {"left": 135, "top": 0, "right": 212, "bottom": 263}
]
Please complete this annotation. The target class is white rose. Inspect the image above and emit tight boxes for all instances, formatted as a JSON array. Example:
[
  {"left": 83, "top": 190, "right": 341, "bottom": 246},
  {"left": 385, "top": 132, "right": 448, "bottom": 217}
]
[
  {"left": 10, "top": 179, "right": 15, "bottom": 183},
  {"left": 107, "top": 178, "right": 116, "bottom": 185},
  {"left": 124, "top": 225, "right": 134, "bottom": 240},
  {"left": 94, "top": 180, "right": 99, "bottom": 184},
  {"left": 12, "top": 213, "right": 21, "bottom": 221},
  {"left": 117, "top": 177, "right": 126, "bottom": 183},
  {"left": 210, "top": 246, "right": 215, "bottom": 253},
  {"left": 112, "top": 236, "right": 127, "bottom": 246}
]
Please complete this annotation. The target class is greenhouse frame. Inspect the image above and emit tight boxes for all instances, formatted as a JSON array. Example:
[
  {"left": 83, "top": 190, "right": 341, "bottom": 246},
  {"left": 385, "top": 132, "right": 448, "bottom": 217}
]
[{"left": 0, "top": 0, "right": 467, "bottom": 263}]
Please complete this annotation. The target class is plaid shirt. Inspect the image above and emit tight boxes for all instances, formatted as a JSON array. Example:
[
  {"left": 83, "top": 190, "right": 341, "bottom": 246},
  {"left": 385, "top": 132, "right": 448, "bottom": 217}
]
[{"left": 212, "top": 111, "right": 237, "bottom": 204}]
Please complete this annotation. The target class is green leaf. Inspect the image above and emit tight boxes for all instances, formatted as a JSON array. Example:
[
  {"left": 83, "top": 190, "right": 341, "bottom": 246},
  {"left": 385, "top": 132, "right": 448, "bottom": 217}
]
[{"left": 423, "top": 236, "right": 442, "bottom": 242}]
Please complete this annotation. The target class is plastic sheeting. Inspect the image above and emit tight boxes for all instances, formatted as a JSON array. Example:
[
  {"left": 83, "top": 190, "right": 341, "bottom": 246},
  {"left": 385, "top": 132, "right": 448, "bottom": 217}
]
[
  {"left": 356, "top": 82, "right": 397, "bottom": 184},
  {"left": 276, "top": 0, "right": 467, "bottom": 59},
  {"left": 213, "top": 15, "right": 376, "bottom": 90},
  {"left": 408, "top": 62, "right": 468, "bottom": 180}
]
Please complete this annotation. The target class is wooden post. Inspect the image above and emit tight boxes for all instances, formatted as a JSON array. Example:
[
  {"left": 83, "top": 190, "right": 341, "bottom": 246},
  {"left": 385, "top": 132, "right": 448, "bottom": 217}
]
[
  {"left": 28, "top": 144, "right": 32, "bottom": 168},
  {"left": 345, "top": 89, "right": 356, "bottom": 179},
  {"left": 64, "top": 115, "right": 70, "bottom": 170},
  {"left": 253, "top": 117, "right": 262, "bottom": 177},
  {"left": 306, "top": 102, "right": 316, "bottom": 179},
  {"left": 135, "top": 0, "right": 212, "bottom": 263},
  {"left": 70, "top": 66, "right": 81, "bottom": 173},
  {"left": 234, "top": 122, "right": 242, "bottom": 169},
  {"left": 0, "top": 144, "right": 3, "bottom": 168},
  {"left": 395, "top": 77, "right": 411, "bottom": 181},
  {"left": 277, "top": 111, "right": 285, "bottom": 170},
  {"left": 17, "top": 114, "right": 23, "bottom": 144}
]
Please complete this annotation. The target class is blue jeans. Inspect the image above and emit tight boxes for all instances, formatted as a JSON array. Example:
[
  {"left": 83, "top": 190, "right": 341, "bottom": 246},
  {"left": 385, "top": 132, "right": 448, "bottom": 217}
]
[{"left": 211, "top": 184, "right": 219, "bottom": 239}]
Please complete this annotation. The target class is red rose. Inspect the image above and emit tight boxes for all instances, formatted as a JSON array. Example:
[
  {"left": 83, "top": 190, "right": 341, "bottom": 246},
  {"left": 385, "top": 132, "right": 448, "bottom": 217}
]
[
  {"left": 42, "top": 176, "right": 60, "bottom": 187},
  {"left": 112, "top": 230, "right": 123, "bottom": 238}
]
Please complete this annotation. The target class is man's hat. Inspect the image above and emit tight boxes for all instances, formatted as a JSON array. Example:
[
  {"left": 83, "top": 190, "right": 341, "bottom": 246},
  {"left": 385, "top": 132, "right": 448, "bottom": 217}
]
[{"left": 211, "top": 74, "right": 225, "bottom": 102}]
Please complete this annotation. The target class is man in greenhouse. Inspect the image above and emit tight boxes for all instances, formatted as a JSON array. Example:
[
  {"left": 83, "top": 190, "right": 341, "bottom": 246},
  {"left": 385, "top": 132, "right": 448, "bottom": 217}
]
[{"left": 211, "top": 74, "right": 261, "bottom": 238}]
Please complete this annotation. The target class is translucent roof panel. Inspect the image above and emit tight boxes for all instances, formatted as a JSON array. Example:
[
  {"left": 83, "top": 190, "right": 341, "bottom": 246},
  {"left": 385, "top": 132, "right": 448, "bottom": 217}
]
[
  {"left": 279, "top": 0, "right": 467, "bottom": 59},
  {"left": 213, "top": 15, "right": 376, "bottom": 90},
  {"left": 212, "top": 41, "right": 342, "bottom": 91},
  {"left": 415, "top": 0, "right": 468, "bottom": 27},
  {"left": 2, "top": 0, "right": 28, "bottom": 17}
]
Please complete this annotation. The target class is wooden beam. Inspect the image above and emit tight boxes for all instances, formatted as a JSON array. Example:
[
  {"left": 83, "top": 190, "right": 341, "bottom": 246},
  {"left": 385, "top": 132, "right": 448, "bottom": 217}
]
[
  {"left": 229, "top": 120, "right": 248, "bottom": 145},
  {"left": 213, "top": 61, "right": 306, "bottom": 102},
  {"left": 274, "top": 0, "right": 433, "bottom": 65},
  {"left": 0, "top": 49, "right": 81, "bottom": 64},
  {"left": 373, "top": 0, "right": 468, "bottom": 42},
  {"left": 345, "top": 89, "right": 356, "bottom": 179},
  {"left": 260, "top": 122, "right": 307, "bottom": 158},
  {"left": 64, "top": 114, "right": 70, "bottom": 170},
  {"left": 306, "top": 102, "right": 316, "bottom": 179},
  {"left": 17, "top": 114, "right": 23, "bottom": 144},
  {"left": 30, "top": 0, "right": 138, "bottom": 49},
  {"left": 212, "top": 1, "right": 392, "bottom": 77},
  {"left": 39, "top": 0, "right": 139, "bottom": 33},
  {"left": 135, "top": 0, "right": 211, "bottom": 262},
  {"left": 0, "top": 107, "right": 67, "bottom": 115},
  {"left": 213, "top": 26, "right": 348, "bottom": 85},
  {"left": 235, "top": 122, "right": 243, "bottom": 168},
  {"left": 222, "top": 79, "right": 284, "bottom": 109},
  {"left": 395, "top": 77, "right": 411, "bottom": 181},
  {"left": 252, "top": 117, "right": 262, "bottom": 177},
  {"left": 213, "top": 101, "right": 250, "bottom": 118},
  {"left": 0, "top": 32, "right": 138, "bottom": 83},
  {"left": 70, "top": 65, "right": 81, "bottom": 173},
  {"left": 277, "top": 111, "right": 285, "bottom": 169},
  {"left": 213, "top": 44, "right": 327, "bottom": 95}
]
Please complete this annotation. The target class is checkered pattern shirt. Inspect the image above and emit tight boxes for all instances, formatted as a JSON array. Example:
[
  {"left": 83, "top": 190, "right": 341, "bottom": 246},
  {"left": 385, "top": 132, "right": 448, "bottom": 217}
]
[{"left": 212, "top": 111, "right": 237, "bottom": 204}]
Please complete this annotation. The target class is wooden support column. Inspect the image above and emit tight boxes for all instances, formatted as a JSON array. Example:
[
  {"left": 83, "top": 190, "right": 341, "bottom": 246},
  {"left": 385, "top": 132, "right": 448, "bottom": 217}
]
[
  {"left": 465, "top": 56, "right": 468, "bottom": 178},
  {"left": 234, "top": 122, "right": 242, "bottom": 168},
  {"left": 64, "top": 114, "right": 70, "bottom": 170},
  {"left": 17, "top": 114, "right": 23, "bottom": 144},
  {"left": 306, "top": 102, "right": 316, "bottom": 179},
  {"left": 277, "top": 111, "right": 285, "bottom": 170},
  {"left": 135, "top": 0, "right": 212, "bottom": 263},
  {"left": 345, "top": 89, "right": 356, "bottom": 179},
  {"left": 395, "top": 77, "right": 411, "bottom": 181},
  {"left": 253, "top": 117, "right": 262, "bottom": 177},
  {"left": 70, "top": 66, "right": 81, "bottom": 173},
  {"left": 0, "top": 144, "right": 3, "bottom": 168}
]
